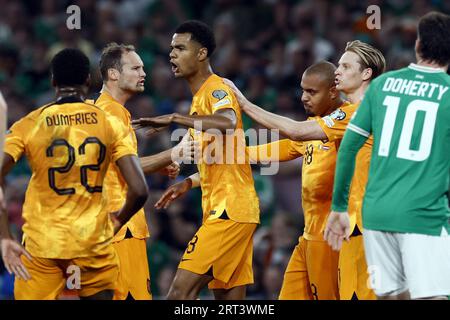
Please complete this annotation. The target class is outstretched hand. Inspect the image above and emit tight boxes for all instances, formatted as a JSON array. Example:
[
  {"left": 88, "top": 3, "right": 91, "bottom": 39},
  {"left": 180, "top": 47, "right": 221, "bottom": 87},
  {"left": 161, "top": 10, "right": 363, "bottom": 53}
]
[
  {"left": 223, "top": 78, "right": 249, "bottom": 108},
  {"left": 154, "top": 179, "right": 192, "bottom": 210},
  {"left": 132, "top": 114, "right": 175, "bottom": 136}
]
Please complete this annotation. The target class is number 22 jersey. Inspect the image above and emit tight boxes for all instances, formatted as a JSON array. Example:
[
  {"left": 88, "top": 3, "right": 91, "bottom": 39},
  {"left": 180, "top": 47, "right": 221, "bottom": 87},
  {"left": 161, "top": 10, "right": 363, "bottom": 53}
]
[{"left": 4, "top": 98, "right": 136, "bottom": 258}]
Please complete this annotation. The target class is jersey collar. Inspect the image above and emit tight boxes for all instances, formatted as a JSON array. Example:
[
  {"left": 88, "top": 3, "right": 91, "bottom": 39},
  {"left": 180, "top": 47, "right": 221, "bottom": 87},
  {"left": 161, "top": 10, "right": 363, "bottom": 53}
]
[{"left": 408, "top": 63, "right": 446, "bottom": 73}]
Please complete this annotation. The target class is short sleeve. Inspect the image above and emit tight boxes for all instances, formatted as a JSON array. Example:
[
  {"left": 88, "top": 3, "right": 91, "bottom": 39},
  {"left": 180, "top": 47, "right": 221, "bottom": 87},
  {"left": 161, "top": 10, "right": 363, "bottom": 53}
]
[
  {"left": 4, "top": 116, "right": 31, "bottom": 162},
  {"left": 316, "top": 102, "right": 358, "bottom": 142},
  {"left": 105, "top": 115, "right": 137, "bottom": 163},
  {"left": 207, "top": 82, "right": 239, "bottom": 114},
  {"left": 247, "top": 139, "right": 304, "bottom": 162}
]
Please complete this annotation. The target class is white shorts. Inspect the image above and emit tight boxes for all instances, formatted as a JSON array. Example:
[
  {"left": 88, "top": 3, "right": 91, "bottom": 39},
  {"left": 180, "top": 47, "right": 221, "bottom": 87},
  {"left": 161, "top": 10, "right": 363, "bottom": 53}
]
[{"left": 363, "top": 227, "right": 450, "bottom": 299}]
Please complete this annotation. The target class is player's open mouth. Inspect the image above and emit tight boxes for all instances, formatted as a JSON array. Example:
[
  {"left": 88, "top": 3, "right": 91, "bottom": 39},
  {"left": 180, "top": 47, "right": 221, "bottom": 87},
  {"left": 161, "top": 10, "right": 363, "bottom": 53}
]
[{"left": 171, "top": 62, "right": 179, "bottom": 73}]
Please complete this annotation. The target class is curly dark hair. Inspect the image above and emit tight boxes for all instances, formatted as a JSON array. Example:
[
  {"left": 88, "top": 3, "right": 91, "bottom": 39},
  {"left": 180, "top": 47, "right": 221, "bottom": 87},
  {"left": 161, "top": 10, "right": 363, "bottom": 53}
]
[
  {"left": 51, "top": 48, "right": 90, "bottom": 87},
  {"left": 175, "top": 20, "right": 216, "bottom": 57},
  {"left": 417, "top": 12, "right": 450, "bottom": 66}
]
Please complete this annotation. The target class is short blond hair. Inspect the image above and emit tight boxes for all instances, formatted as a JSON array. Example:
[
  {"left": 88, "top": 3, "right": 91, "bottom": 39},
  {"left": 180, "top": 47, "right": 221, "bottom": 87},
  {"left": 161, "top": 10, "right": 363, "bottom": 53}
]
[{"left": 345, "top": 40, "right": 386, "bottom": 79}]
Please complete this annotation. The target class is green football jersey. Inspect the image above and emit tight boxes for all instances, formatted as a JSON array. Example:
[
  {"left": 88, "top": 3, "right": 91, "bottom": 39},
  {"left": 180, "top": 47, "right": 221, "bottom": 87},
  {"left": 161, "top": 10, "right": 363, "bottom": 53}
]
[{"left": 349, "top": 63, "right": 450, "bottom": 235}]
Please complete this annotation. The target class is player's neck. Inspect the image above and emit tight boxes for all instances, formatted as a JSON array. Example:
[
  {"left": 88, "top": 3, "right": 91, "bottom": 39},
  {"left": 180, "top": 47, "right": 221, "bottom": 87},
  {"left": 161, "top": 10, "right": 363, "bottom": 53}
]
[
  {"left": 101, "top": 84, "right": 131, "bottom": 106},
  {"left": 186, "top": 66, "right": 213, "bottom": 95},
  {"left": 55, "top": 87, "right": 85, "bottom": 101},
  {"left": 345, "top": 83, "right": 369, "bottom": 104},
  {"left": 416, "top": 59, "right": 448, "bottom": 73}
]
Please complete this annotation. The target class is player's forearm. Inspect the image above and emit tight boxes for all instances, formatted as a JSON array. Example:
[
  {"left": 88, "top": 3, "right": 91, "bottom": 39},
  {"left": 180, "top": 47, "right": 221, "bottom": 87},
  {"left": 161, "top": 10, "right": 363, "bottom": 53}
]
[
  {"left": 115, "top": 156, "right": 149, "bottom": 228},
  {"left": 0, "top": 202, "right": 11, "bottom": 239},
  {"left": 242, "top": 102, "right": 327, "bottom": 141},
  {"left": 116, "top": 186, "right": 148, "bottom": 227},
  {"left": 140, "top": 149, "right": 173, "bottom": 175},
  {"left": 331, "top": 130, "right": 367, "bottom": 212},
  {"left": 172, "top": 113, "right": 235, "bottom": 133},
  {"left": 186, "top": 172, "right": 200, "bottom": 189},
  {"left": 0, "top": 154, "right": 16, "bottom": 240}
]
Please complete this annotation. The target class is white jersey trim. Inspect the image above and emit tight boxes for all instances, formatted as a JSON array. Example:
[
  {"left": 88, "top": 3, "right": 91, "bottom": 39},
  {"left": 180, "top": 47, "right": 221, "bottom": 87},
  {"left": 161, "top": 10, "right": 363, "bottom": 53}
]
[
  {"left": 348, "top": 123, "right": 370, "bottom": 137},
  {"left": 408, "top": 63, "right": 446, "bottom": 73}
]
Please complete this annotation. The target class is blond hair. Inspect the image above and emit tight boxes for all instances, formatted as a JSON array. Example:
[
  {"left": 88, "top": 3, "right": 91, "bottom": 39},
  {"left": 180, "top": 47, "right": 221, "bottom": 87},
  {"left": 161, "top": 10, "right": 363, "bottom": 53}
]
[{"left": 345, "top": 40, "right": 386, "bottom": 79}]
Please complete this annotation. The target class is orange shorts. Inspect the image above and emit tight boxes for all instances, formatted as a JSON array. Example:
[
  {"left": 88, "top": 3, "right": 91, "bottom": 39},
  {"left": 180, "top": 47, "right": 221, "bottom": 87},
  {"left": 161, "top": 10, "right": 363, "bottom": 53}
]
[
  {"left": 178, "top": 216, "right": 257, "bottom": 290},
  {"left": 338, "top": 234, "right": 376, "bottom": 300},
  {"left": 112, "top": 237, "right": 152, "bottom": 300},
  {"left": 279, "top": 236, "right": 339, "bottom": 300},
  {"left": 14, "top": 246, "right": 119, "bottom": 299}
]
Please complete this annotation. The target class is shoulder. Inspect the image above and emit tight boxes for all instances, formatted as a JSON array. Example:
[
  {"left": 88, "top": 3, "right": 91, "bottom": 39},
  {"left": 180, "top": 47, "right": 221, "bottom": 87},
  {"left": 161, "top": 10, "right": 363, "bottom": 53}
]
[{"left": 95, "top": 95, "right": 129, "bottom": 121}]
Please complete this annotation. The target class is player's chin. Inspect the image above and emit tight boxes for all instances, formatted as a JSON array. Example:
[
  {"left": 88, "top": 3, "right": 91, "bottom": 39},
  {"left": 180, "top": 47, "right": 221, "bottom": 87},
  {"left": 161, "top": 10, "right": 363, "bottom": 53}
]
[{"left": 335, "top": 83, "right": 345, "bottom": 91}]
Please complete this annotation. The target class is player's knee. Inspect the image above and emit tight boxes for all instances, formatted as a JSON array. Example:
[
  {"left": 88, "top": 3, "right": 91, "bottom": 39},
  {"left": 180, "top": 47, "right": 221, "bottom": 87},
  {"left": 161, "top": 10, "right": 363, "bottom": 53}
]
[
  {"left": 167, "top": 283, "right": 187, "bottom": 300},
  {"left": 167, "top": 281, "right": 200, "bottom": 300}
]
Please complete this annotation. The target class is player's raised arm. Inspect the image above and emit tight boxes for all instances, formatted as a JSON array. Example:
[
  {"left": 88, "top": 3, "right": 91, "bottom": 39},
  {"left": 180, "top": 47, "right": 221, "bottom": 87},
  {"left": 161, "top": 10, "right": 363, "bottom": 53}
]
[
  {"left": 132, "top": 109, "right": 236, "bottom": 134},
  {"left": 246, "top": 139, "right": 303, "bottom": 163},
  {"left": 223, "top": 79, "right": 328, "bottom": 141}
]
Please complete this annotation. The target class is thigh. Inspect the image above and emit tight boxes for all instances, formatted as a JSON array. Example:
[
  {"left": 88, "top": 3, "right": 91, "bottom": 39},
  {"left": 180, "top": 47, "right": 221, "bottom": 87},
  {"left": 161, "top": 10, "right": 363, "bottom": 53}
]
[
  {"left": 72, "top": 246, "right": 119, "bottom": 298},
  {"left": 279, "top": 238, "right": 312, "bottom": 300},
  {"left": 179, "top": 218, "right": 257, "bottom": 290},
  {"left": 306, "top": 240, "right": 339, "bottom": 300},
  {"left": 112, "top": 238, "right": 151, "bottom": 300},
  {"left": 207, "top": 220, "right": 257, "bottom": 290},
  {"left": 401, "top": 228, "right": 450, "bottom": 299},
  {"left": 14, "top": 256, "right": 65, "bottom": 300}
]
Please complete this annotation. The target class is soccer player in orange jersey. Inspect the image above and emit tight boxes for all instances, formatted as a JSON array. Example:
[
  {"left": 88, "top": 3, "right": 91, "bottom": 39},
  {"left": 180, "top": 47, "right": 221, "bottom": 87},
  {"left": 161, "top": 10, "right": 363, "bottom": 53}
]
[
  {"left": 225, "top": 41, "right": 385, "bottom": 300},
  {"left": 248, "top": 61, "right": 347, "bottom": 300},
  {"left": 133, "top": 20, "right": 260, "bottom": 300},
  {"left": 89, "top": 43, "right": 194, "bottom": 300},
  {"left": 0, "top": 48, "right": 148, "bottom": 300}
]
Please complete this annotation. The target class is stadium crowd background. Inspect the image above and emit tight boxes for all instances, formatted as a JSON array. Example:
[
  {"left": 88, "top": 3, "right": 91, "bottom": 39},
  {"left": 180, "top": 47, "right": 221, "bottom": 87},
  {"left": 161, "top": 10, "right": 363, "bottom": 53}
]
[{"left": 0, "top": 0, "right": 449, "bottom": 299}]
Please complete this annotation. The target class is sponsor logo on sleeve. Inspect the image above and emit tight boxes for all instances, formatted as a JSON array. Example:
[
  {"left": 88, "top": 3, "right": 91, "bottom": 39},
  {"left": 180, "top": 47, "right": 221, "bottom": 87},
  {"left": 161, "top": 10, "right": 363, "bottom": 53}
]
[
  {"left": 322, "top": 116, "right": 335, "bottom": 128},
  {"left": 330, "top": 109, "right": 346, "bottom": 121},
  {"left": 212, "top": 89, "right": 228, "bottom": 100}
]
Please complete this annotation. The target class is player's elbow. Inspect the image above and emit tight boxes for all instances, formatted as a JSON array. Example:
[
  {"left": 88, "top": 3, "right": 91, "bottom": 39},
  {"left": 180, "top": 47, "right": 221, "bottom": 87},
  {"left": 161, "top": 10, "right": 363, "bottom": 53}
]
[
  {"left": 129, "top": 180, "right": 149, "bottom": 206},
  {"left": 221, "top": 117, "right": 236, "bottom": 133}
]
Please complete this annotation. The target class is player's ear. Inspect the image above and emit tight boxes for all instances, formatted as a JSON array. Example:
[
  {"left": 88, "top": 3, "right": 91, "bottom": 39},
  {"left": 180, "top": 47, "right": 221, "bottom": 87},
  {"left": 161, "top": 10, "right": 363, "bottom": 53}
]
[
  {"left": 415, "top": 38, "right": 421, "bottom": 57},
  {"left": 362, "top": 68, "right": 373, "bottom": 81},
  {"left": 198, "top": 47, "right": 208, "bottom": 62},
  {"left": 85, "top": 74, "right": 91, "bottom": 87},
  {"left": 51, "top": 75, "right": 56, "bottom": 88},
  {"left": 108, "top": 68, "right": 120, "bottom": 81},
  {"left": 329, "top": 85, "right": 339, "bottom": 99}
]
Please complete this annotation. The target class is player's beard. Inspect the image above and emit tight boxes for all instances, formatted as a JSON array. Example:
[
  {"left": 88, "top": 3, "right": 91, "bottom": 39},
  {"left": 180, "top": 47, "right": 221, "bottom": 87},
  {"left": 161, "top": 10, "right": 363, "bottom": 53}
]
[{"left": 121, "top": 83, "right": 144, "bottom": 94}]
